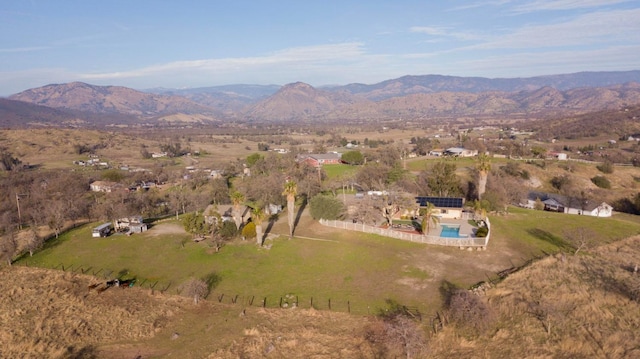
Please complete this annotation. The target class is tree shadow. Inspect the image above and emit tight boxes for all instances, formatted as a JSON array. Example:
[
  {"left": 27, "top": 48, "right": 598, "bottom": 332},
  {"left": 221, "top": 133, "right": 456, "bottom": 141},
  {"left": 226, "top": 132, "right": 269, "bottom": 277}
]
[
  {"left": 292, "top": 196, "right": 308, "bottom": 236},
  {"left": 203, "top": 272, "right": 222, "bottom": 299},
  {"left": 526, "top": 228, "right": 570, "bottom": 251},
  {"left": 117, "top": 268, "right": 130, "bottom": 279},
  {"left": 263, "top": 213, "right": 279, "bottom": 239},
  {"left": 438, "top": 280, "right": 460, "bottom": 307},
  {"left": 63, "top": 344, "right": 98, "bottom": 359}
]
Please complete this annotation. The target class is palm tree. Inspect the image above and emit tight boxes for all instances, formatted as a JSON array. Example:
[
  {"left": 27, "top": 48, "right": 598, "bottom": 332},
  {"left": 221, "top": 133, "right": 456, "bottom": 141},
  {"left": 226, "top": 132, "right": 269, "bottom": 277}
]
[
  {"left": 251, "top": 206, "right": 266, "bottom": 246},
  {"left": 476, "top": 153, "right": 491, "bottom": 200},
  {"left": 230, "top": 191, "right": 245, "bottom": 230},
  {"left": 282, "top": 180, "right": 297, "bottom": 239},
  {"left": 420, "top": 202, "right": 440, "bottom": 235}
]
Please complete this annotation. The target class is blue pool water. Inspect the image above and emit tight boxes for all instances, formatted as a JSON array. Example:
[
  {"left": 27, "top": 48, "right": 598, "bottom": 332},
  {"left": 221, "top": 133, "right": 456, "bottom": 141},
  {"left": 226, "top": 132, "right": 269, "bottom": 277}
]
[{"left": 440, "top": 225, "right": 462, "bottom": 238}]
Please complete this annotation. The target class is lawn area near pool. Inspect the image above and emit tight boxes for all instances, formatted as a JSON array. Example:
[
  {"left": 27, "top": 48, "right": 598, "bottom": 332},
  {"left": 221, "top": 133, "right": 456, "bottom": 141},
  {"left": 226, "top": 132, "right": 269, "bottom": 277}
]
[
  {"left": 18, "top": 207, "right": 640, "bottom": 316},
  {"left": 20, "top": 220, "right": 437, "bottom": 314}
]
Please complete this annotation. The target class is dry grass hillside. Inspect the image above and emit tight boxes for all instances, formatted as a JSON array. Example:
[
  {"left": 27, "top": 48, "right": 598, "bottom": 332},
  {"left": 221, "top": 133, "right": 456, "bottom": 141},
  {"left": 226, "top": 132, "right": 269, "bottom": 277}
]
[
  {"left": 3, "top": 235, "right": 640, "bottom": 358},
  {"left": 429, "top": 235, "right": 640, "bottom": 358},
  {"left": 0, "top": 265, "right": 375, "bottom": 358}
]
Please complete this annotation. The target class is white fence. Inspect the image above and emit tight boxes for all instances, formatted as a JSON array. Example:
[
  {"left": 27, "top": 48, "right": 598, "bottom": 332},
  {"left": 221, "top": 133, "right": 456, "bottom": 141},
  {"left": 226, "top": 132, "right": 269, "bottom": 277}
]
[{"left": 318, "top": 218, "right": 490, "bottom": 249}]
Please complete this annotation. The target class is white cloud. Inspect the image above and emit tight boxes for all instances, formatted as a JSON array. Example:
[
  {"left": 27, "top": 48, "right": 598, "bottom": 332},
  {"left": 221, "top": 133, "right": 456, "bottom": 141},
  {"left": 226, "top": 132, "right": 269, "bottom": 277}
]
[
  {"left": 474, "top": 8, "right": 640, "bottom": 49},
  {"left": 511, "top": 0, "right": 632, "bottom": 14},
  {"left": 0, "top": 46, "right": 49, "bottom": 53},
  {"left": 410, "top": 26, "right": 484, "bottom": 41},
  {"left": 454, "top": 45, "right": 640, "bottom": 76},
  {"left": 448, "top": 0, "right": 512, "bottom": 12},
  {"left": 80, "top": 43, "right": 367, "bottom": 80}
]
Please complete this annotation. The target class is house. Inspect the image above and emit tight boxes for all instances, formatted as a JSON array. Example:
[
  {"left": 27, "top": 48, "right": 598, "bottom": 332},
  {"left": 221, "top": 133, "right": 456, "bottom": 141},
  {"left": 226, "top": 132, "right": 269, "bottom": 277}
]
[
  {"left": 89, "top": 180, "right": 119, "bottom": 193},
  {"left": 444, "top": 147, "right": 478, "bottom": 157},
  {"left": 114, "top": 216, "right": 147, "bottom": 233},
  {"left": 522, "top": 191, "right": 613, "bottom": 217},
  {"left": 415, "top": 197, "right": 465, "bottom": 219},
  {"left": 296, "top": 153, "right": 342, "bottom": 167},
  {"left": 92, "top": 222, "right": 113, "bottom": 237},
  {"left": 209, "top": 170, "right": 223, "bottom": 179},
  {"left": 548, "top": 152, "right": 568, "bottom": 160}
]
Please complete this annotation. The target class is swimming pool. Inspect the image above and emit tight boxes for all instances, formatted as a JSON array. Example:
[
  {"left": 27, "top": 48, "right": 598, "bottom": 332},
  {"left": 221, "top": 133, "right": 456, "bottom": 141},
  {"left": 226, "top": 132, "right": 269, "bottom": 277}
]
[{"left": 440, "top": 224, "right": 463, "bottom": 238}]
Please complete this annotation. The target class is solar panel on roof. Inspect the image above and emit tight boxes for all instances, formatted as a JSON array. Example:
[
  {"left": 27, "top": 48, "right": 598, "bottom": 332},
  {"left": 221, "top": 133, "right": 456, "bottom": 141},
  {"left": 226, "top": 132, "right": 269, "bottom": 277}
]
[{"left": 415, "top": 196, "right": 464, "bottom": 208}]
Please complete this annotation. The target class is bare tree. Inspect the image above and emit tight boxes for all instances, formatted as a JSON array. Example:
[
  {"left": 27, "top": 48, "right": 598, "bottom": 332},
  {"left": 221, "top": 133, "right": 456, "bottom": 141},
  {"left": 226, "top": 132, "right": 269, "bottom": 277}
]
[
  {"left": 44, "top": 199, "right": 67, "bottom": 238},
  {"left": 0, "top": 231, "right": 17, "bottom": 266},
  {"left": 526, "top": 292, "right": 574, "bottom": 336},
  {"left": 447, "top": 289, "right": 494, "bottom": 335},
  {"left": 563, "top": 226, "right": 597, "bottom": 255},
  {"left": 180, "top": 278, "right": 209, "bottom": 304},
  {"left": 24, "top": 225, "right": 44, "bottom": 257},
  {"left": 365, "top": 314, "right": 428, "bottom": 359}
]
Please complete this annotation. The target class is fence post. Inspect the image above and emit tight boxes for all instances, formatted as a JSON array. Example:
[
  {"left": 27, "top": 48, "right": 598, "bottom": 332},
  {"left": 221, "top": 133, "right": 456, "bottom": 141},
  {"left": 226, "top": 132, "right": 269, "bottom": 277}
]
[
  {"left": 263, "top": 297, "right": 267, "bottom": 308},
  {"left": 249, "top": 296, "right": 255, "bottom": 306},
  {"left": 218, "top": 293, "right": 224, "bottom": 303},
  {"left": 310, "top": 297, "right": 313, "bottom": 308},
  {"left": 328, "top": 298, "right": 331, "bottom": 310},
  {"left": 348, "top": 301, "right": 350, "bottom": 313}
]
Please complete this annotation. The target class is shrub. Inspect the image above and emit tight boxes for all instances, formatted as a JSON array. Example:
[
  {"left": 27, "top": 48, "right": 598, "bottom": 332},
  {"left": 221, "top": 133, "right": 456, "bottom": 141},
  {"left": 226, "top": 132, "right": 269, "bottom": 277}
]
[
  {"left": 219, "top": 221, "right": 238, "bottom": 239},
  {"left": 596, "top": 161, "right": 614, "bottom": 174},
  {"left": 241, "top": 222, "right": 256, "bottom": 239},
  {"left": 309, "top": 194, "right": 345, "bottom": 220},
  {"left": 591, "top": 175, "right": 611, "bottom": 189},
  {"left": 341, "top": 150, "right": 364, "bottom": 165},
  {"left": 447, "top": 289, "right": 494, "bottom": 335},
  {"left": 550, "top": 175, "right": 570, "bottom": 190},
  {"left": 476, "top": 227, "right": 489, "bottom": 237}
]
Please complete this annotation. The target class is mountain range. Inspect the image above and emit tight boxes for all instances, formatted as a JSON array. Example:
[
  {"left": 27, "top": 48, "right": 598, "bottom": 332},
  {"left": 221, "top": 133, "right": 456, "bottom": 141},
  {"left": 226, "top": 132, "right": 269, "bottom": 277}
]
[{"left": 3, "top": 70, "right": 640, "bottom": 126}]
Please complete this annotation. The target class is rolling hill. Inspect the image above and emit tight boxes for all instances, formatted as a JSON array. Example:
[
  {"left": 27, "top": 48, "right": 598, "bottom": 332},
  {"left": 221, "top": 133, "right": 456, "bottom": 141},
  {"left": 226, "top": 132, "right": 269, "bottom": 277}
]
[{"left": 4, "top": 71, "right": 640, "bottom": 126}]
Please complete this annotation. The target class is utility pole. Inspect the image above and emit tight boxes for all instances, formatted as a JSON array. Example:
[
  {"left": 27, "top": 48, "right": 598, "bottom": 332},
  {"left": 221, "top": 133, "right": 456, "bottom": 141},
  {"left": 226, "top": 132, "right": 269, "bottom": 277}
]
[{"left": 15, "top": 193, "right": 24, "bottom": 230}]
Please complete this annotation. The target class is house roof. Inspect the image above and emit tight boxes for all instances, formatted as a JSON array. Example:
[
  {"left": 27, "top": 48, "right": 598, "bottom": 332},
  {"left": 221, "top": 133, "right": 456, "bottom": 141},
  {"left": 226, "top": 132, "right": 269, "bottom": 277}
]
[
  {"left": 445, "top": 147, "right": 466, "bottom": 154},
  {"left": 415, "top": 196, "right": 465, "bottom": 208},
  {"left": 526, "top": 191, "right": 609, "bottom": 211},
  {"left": 308, "top": 153, "right": 342, "bottom": 160}
]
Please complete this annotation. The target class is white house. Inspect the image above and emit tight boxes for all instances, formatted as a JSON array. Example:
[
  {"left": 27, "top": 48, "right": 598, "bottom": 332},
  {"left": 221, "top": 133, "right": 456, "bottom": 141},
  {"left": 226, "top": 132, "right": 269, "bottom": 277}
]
[
  {"left": 415, "top": 197, "right": 465, "bottom": 219},
  {"left": 444, "top": 147, "right": 478, "bottom": 157},
  {"left": 523, "top": 192, "right": 612, "bottom": 217}
]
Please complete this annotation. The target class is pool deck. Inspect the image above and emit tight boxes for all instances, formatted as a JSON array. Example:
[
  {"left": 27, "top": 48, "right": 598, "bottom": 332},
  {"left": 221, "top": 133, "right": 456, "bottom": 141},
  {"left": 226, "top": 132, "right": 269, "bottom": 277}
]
[{"left": 427, "top": 219, "right": 476, "bottom": 237}]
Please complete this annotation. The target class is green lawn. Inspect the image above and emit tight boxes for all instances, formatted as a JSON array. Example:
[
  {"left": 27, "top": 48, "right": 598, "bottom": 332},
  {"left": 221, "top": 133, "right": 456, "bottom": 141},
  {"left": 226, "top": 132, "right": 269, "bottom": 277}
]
[
  {"left": 490, "top": 206, "right": 640, "bottom": 254},
  {"left": 322, "top": 163, "right": 359, "bottom": 180},
  {"left": 19, "top": 208, "right": 640, "bottom": 316},
  {"left": 21, "top": 220, "right": 430, "bottom": 314}
]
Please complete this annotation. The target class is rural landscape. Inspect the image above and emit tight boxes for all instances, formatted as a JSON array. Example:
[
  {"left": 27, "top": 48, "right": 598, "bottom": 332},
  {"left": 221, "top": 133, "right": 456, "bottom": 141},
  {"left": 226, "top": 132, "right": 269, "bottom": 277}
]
[{"left": 1, "top": 69, "right": 640, "bottom": 358}]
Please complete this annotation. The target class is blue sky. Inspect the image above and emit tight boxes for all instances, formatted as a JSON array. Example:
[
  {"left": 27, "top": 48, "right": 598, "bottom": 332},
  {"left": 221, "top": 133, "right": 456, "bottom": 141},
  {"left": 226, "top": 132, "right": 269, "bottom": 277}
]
[{"left": 1, "top": 0, "right": 639, "bottom": 96}]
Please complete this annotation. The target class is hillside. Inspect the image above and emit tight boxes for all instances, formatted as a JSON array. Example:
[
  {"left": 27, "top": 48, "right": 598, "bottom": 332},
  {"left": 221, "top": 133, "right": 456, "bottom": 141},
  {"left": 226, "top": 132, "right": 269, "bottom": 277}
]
[
  {"left": 4, "top": 71, "right": 640, "bottom": 126},
  {"left": 9, "top": 82, "right": 219, "bottom": 119},
  {"left": 526, "top": 103, "right": 640, "bottom": 139},
  {"left": 243, "top": 82, "right": 369, "bottom": 121},
  {"left": 0, "top": 98, "right": 81, "bottom": 127},
  {"left": 429, "top": 235, "right": 640, "bottom": 358},
  {"left": 335, "top": 71, "right": 640, "bottom": 100}
]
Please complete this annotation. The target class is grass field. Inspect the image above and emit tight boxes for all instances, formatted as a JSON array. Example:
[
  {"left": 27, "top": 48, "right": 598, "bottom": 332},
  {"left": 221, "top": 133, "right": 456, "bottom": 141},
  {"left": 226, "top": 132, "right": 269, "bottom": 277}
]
[
  {"left": 18, "top": 206, "right": 640, "bottom": 317},
  {"left": 321, "top": 163, "right": 359, "bottom": 180}
]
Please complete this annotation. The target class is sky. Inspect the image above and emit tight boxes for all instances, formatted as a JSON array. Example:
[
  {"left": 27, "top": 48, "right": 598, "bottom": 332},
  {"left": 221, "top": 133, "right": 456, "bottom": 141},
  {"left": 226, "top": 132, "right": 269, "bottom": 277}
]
[{"left": 1, "top": 0, "right": 639, "bottom": 96}]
